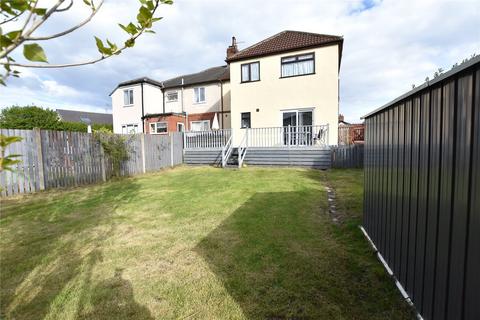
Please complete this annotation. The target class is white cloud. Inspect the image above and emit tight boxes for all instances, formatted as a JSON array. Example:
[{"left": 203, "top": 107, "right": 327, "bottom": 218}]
[{"left": 1, "top": 0, "right": 479, "bottom": 122}]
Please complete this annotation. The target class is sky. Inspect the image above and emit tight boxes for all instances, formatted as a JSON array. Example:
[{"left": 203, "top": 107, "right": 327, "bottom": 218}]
[{"left": 1, "top": 0, "right": 479, "bottom": 122}]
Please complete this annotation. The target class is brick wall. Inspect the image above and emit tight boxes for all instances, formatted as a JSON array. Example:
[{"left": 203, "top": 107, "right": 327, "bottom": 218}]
[{"left": 144, "top": 114, "right": 186, "bottom": 133}]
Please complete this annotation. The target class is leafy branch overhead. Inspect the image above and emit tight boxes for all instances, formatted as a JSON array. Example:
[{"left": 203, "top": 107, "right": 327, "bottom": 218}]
[{"left": 0, "top": 0, "right": 173, "bottom": 85}]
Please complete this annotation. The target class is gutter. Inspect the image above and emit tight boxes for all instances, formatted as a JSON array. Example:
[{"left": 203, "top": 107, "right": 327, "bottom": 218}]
[{"left": 359, "top": 226, "right": 424, "bottom": 320}]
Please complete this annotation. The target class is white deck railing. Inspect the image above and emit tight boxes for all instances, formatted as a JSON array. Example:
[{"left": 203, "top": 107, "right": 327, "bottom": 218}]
[
  {"left": 184, "top": 129, "right": 232, "bottom": 149},
  {"left": 246, "top": 125, "right": 329, "bottom": 148}
]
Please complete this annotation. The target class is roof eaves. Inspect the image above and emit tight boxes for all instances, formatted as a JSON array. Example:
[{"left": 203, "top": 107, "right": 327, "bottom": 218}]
[{"left": 226, "top": 39, "right": 343, "bottom": 63}]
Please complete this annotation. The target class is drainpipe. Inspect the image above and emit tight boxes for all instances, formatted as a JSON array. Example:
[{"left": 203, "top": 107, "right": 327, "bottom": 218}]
[
  {"left": 141, "top": 82, "right": 145, "bottom": 133},
  {"left": 181, "top": 78, "right": 187, "bottom": 130},
  {"left": 220, "top": 80, "right": 224, "bottom": 129},
  {"left": 162, "top": 82, "right": 166, "bottom": 114}
]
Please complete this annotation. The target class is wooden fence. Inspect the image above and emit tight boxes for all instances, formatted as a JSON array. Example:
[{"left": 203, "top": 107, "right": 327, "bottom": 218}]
[
  {"left": 331, "top": 144, "right": 364, "bottom": 168},
  {"left": 0, "top": 129, "right": 183, "bottom": 197}
]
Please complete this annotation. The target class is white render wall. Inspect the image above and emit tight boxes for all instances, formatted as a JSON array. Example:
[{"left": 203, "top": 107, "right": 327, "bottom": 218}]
[
  {"left": 229, "top": 44, "right": 340, "bottom": 145},
  {"left": 111, "top": 83, "right": 163, "bottom": 133}
]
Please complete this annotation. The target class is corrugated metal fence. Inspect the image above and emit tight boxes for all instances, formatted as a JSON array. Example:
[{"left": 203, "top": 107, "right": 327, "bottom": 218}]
[
  {"left": 0, "top": 129, "right": 183, "bottom": 197},
  {"left": 331, "top": 144, "right": 364, "bottom": 168},
  {"left": 363, "top": 58, "right": 479, "bottom": 320}
]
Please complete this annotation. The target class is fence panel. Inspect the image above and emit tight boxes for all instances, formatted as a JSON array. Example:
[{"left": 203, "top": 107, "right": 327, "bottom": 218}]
[
  {"left": 363, "top": 59, "right": 479, "bottom": 319},
  {"left": 1, "top": 130, "right": 184, "bottom": 197},
  {"left": 331, "top": 144, "right": 364, "bottom": 168}
]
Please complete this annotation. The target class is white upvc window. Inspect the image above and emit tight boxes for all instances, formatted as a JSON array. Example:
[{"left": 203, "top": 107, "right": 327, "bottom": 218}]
[
  {"left": 166, "top": 91, "right": 178, "bottom": 102},
  {"left": 241, "top": 61, "right": 260, "bottom": 82},
  {"left": 123, "top": 89, "right": 134, "bottom": 106},
  {"left": 121, "top": 124, "right": 139, "bottom": 134},
  {"left": 190, "top": 120, "right": 210, "bottom": 132},
  {"left": 281, "top": 53, "right": 315, "bottom": 78},
  {"left": 194, "top": 87, "right": 206, "bottom": 104},
  {"left": 150, "top": 122, "right": 168, "bottom": 134}
]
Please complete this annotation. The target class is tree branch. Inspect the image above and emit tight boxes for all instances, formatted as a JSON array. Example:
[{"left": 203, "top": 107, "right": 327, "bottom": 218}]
[
  {"left": 0, "top": 11, "right": 24, "bottom": 26},
  {"left": 55, "top": 0, "right": 74, "bottom": 12},
  {"left": 0, "top": 12, "right": 157, "bottom": 69},
  {"left": 26, "top": 0, "right": 104, "bottom": 41},
  {"left": 0, "top": 0, "right": 66, "bottom": 59}
]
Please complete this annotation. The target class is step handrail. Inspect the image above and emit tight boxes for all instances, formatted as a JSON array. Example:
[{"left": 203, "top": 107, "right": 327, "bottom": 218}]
[
  {"left": 221, "top": 135, "right": 233, "bottom": 167},
  {"left": 238, "top": 130, "right": 248, "bottom": 168}
]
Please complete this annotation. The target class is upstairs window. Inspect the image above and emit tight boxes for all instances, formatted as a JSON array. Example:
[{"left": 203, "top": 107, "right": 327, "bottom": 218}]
[
  {"left": 123, "top": 89, "right": 134, "bottom": 106},
  {"left": 241, "top": 112, "right": 251, "bottom": 128},
  {"left": 281, "top": 53, "right": 315, "bottom": 78},
  {"left": 150, "top": 122, "right": 168, "bottom": 134},
  {"left": 241, "top": 62, "right": 260, "bottom": 82},
  {"left": 166, "top": 91, "right": 178, "bottom": 102},
  {"left": 194, "top": 87, "right": 206, "bottom": 104}
]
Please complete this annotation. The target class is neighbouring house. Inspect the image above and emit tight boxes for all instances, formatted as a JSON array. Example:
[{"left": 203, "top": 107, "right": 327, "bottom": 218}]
[
  {"left": 338, "top": 114, "right": 364, "bottom": 145},
  {"left": 110, "top": 30, "right": 343, "bottom": 146},
  {"left": 56, "top": 109, "right": 113, "bottom": 126}
]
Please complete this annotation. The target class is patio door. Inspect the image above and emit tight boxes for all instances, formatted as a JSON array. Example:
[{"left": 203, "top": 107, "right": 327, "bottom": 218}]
[{"left": 282, "top": 110, "right": 313, "bottom": 145}]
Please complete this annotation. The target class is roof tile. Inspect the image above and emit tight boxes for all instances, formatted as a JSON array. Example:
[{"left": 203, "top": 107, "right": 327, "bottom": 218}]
[{"left": 226, "top": 30, "right": 343, "bottom": 62}]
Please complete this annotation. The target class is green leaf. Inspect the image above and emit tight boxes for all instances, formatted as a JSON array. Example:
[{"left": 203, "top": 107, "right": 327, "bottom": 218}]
[
  {"left": 94, "top": 37, "right": 111, "bottom": 55},
  {"left": 83, "top": 0, "right": 91, "bottom": 5},
  {"left": 23, "top": 43, "right": 48, "bottom": 63},
  {"left": 119, "top": 23, "right": 138, "bottom": 35},
  {"left": 33, "top": 8, "right": 47, "bottom": 15},
  {"left": 5, "top": 30, "right": 21, "bottom": 40},
  {"left": 137, "top": 5, "right": 152, "bottom": 26},
  {"left": 124, "top": 38, "right": 135, "bottom": 48}
]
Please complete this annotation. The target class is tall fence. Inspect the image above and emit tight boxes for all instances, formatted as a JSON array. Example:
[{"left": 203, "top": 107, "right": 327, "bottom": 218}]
[
  {"left": 331, "top": 144, "right": 364, "bottom": 168},
  {"left": 0, "top": 129, "right": 183, "bottom": 197},
  {"left": 363, "top": 57, "right": 479, "bottom": 320}
]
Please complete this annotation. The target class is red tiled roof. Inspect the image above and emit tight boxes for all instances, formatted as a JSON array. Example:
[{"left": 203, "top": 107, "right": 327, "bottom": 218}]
[{"left": 226, "top": 30, "right": 343, "bottom": 62}]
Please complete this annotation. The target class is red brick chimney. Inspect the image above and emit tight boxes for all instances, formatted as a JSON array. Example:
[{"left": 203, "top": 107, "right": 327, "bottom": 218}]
[{"left": 226, "top": 36, "right": 238, "bottom": 59}]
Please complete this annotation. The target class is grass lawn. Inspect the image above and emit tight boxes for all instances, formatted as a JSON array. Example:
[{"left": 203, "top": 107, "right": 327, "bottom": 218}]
[{"left": 0, "top": 166, "right": 413, "bottom": 319}]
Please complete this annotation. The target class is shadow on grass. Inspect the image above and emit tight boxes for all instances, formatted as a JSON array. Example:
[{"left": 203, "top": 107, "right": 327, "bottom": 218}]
[
  {"left": 0, "top": 179, "right": 153, "bottom": 320},
  {"left": 195, "top": 191, "right": 344, "bottom": 319}
]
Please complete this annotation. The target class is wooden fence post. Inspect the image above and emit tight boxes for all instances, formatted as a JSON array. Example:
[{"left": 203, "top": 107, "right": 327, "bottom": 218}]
[
  {"left": 99, "top": 143, "right": 107, "bottom": 182},
  {"left": 170, "top": 133, "right": 174, "bottom": 167},
  {"left": 141, "top": 133, "right": 146, "bottom": 174},
  {"left": 33, "top": 128, "right": 45, "bottom": 191}
]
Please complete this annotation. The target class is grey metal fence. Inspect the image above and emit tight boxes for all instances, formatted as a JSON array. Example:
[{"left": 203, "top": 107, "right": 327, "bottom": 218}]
[
  {"left": 0, "top": 129, "right": 183, "bottom": 197},
  {"left": 363, "top": 57, "right": 479, "bottom": 320},
  {"left": 331, "top": 144, "right": 364, "bottom": 168}
]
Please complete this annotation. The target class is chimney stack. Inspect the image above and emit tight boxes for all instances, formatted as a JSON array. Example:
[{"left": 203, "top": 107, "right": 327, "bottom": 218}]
[
  {"left": 338, "top": 114, "right": 345, "bottom": 123},
  {"left": 226, "top": 36, "right": 238, "bottom": 59}
]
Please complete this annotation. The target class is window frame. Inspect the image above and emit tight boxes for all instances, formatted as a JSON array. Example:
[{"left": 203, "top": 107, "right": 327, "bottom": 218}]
[
  {"left": 166, "top": 91, "right": 178, "bottom": 103},
  {"left": 280, "top": 52, "right": 315, "bottom": 79},
  {"left": 240, "top": 61, "right": 260, "bottom": 83},
  {"left": 190, "top": 120, "right": 210, "bottom": 132},
  {"left": 149, "top": 122, "right": 168, "bottom": 134},
  {"left": 123, "top": 88, "right": 134, "bottom": 106},
  {"left": 280, "top": 108, "right": 315, "bottom": 126},
  {"left": 240, "top": 112, "right": 251, "bottom": 128},
  {"left": 121, "top": 123, "right": 139, "bottom": 134},
  {"left": 176, "top": 122, "right": 185, "bottom": 132},
  {"left": 193, "top": 87, "right": 206, "bottom": 104}
]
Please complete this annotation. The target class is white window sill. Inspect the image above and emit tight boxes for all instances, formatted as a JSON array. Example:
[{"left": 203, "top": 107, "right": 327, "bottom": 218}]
[
  {"left": 123, "top": 104, "right": 134, "bottom": 107},
  {"left": 193, "top": 101, "right": 206, "bottom": 105},
  {"left": 166, "top": 100, "right": 178, "bottom": 103}
]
